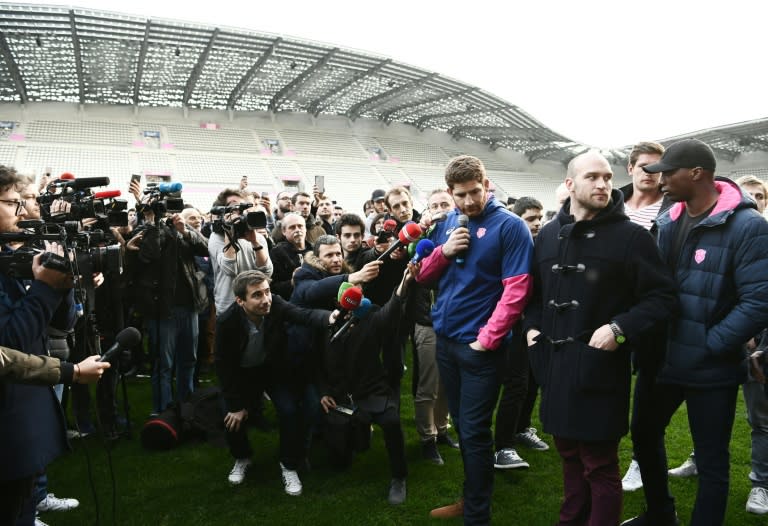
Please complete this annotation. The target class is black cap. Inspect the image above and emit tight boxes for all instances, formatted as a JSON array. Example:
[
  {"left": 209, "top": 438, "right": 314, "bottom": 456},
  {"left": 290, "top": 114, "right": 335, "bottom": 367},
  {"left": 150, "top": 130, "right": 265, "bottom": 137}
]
[
  {"left": 643, "top": 139, "right": 716, "bottom": 173},
  {"left": 371, "top": 189, "right": 386, "bottom": 201}
]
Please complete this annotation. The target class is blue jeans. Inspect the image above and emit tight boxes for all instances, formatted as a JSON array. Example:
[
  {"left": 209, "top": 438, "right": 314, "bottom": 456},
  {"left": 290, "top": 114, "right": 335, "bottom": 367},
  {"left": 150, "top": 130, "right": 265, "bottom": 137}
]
[
  {"left": 631, "top": 379, "right": 738, "bottom": 525},
  {"left": 436, "top": 336, "right": 503, "bottom": 526},
  {"left": 147, "top": 306, "right": 198, "bottom": 414},
  {"left": 269, "top": 379, "right": 321, "bottom": 470},
  {"left": 744, "top": 380, "right": 768, "bottom": 489}
]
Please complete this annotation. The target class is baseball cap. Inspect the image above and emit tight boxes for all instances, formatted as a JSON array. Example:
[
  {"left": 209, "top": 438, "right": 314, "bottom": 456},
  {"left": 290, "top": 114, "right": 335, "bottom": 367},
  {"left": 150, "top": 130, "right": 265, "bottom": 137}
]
[
  {"left": 642, "top": 139, "right": 716, "bottom": 173},
  {"left": 371, "top": 189, "right": 386, "bottom": 202}
]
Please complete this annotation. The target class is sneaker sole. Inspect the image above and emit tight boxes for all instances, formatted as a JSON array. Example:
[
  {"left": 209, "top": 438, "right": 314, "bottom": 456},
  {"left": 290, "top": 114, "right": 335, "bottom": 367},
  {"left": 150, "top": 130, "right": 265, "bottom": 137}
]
[
  {"left": 746, "top": 505, "right": 768, "bottom": 515},
  {"left": 284, "top": 489, "right": 302, "bottom": 496},
  {"left": 494, "top": 462, "right": 530, "bottom": 469},
  {"left": 622, "top": 483, "right": 643, "bottom": 492}
]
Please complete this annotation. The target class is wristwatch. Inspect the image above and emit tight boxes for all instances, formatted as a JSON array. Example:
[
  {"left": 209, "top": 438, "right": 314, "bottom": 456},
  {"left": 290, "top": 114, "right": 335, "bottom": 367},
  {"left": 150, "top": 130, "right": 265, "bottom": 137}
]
[{"left": 609, "top": 321, "right": 626, "bottom": 345}]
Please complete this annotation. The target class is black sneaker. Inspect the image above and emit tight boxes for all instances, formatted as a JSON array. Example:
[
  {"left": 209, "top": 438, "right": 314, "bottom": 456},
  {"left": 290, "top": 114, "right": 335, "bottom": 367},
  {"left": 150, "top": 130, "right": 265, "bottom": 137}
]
[
  {"left": 388, "top": 478, "right": 406, "bottom": 505},
  {"left": 436, "top": 431, "right": 460, "bottom": 449},
  {"left": 422, "top": 439, "right": 444, "bottom": 465}
]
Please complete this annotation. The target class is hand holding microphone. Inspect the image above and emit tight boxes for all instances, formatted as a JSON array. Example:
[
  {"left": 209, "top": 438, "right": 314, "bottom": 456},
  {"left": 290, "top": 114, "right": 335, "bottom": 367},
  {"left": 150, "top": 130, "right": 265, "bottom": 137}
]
[
  {"left": 441, "top": 215, "right": 471, "bottom": 262},
  {"left": 331, "top": 297, "right": 372, "bottom": 343}
]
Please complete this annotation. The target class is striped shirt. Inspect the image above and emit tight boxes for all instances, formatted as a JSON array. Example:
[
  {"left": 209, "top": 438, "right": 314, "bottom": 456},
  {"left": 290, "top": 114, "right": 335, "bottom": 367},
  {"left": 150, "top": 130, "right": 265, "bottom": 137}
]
[{"left": 625, "top": 201, "right": 662, "bottom": 230}]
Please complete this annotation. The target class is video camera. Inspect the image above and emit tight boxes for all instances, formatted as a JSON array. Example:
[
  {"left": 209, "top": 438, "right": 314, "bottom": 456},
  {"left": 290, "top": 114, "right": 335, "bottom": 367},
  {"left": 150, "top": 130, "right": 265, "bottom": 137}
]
[
  {"left": 0, "top": 220, "right": 122, "bottom": 280},
  {"left": 139, "top": 182, "right": 185, "bottom": 220},
  {"left": 209, "top": 203, "right": 267, "bottom": 238},
  {"left": 39, "top": 176, "right": 128, "bottom": 229}
]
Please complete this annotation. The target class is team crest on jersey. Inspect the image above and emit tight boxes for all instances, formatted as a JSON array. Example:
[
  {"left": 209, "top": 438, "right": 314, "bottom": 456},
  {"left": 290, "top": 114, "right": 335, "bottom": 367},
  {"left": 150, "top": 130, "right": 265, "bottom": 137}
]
[
  {"left": 694, "top": 249, "right": 706, "bottom": 264},
  {"left": 477, "top": 227, "right": 486, "bottom": 239}
]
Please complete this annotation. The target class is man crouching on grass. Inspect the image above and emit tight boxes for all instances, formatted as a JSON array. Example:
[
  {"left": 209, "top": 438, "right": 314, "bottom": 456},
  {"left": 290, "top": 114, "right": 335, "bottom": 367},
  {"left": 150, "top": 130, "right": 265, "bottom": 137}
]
[{"left": 215, "top": 270, "right": 336, "bottom": 495}]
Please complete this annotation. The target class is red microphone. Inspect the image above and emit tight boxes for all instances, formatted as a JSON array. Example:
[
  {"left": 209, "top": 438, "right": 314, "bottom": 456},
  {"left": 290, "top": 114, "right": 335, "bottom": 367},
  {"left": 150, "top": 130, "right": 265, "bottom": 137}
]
[
  {"left": 93, "top": 189, "right": 122, "bottom": 199},
  {"left": 382, "top": 219, "right": 397, "bottom": 232},
  {"left": 338, "top": 286, "right": 363, "bottom": 311},
  {"left": 376, "top": 221, "right": 423, "bottom": 261},
  {"left": 59, "top": 172, "right": 75, "bottom": 180}
]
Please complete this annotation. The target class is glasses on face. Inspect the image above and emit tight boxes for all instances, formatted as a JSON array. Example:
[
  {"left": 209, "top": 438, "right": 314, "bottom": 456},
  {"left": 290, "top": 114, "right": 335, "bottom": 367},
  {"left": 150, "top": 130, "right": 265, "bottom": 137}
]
[{"left": 0, "top": 199, "right": 26, "bottom": 215}]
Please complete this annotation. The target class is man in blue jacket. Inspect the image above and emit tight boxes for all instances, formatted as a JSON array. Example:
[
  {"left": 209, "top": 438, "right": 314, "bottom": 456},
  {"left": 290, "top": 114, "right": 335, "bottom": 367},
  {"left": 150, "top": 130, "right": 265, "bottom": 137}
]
[
  {"left": 417, "top": 155, "right": 533, "bottom": 525},
  {"left": 0, "top": 165, "right": 77, "bottom": 526},
  {"left": 623, "top": 139, "right": 768, "bottom": 526}
]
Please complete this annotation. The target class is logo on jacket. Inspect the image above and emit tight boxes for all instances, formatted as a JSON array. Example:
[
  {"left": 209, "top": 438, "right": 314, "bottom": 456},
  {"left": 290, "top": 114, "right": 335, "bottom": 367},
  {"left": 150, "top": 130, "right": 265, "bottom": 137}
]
[
  {"left": 477, "top": 227, "right": 487, "bottom": 239},
  {"left": 694, "top": 249, "right": 706, "bottom": 264}
]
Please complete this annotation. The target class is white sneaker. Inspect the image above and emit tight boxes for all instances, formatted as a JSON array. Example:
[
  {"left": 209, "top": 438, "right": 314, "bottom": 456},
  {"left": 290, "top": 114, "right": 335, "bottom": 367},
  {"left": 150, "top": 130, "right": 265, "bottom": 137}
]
[
  {"left": 34, "top": 517, "right": 50, "bottom": 526},
  {"left": 228, "top": 458, "right": 252, "bottom": 485},
  {"left": 280, "top": 462, "right": 303, "bottom": 496},
  {"left": 36, "top": 493, "right": 80, "bottom": 512},
  {"left": 622, "top": 459, "right": 643, "bottom": 492},
  {"left": 515, "top": 427, "right": 550, "bottom": 451},
  {"left": 668, "top": 455, "right": 697, "bottom": 477},
  {"left": 747, "top": 487, "right": 768, "bottom": 514}
]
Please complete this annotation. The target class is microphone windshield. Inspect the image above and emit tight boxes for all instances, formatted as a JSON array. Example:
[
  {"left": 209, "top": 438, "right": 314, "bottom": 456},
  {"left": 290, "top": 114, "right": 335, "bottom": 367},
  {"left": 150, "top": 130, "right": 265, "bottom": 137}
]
[
  {"left": 457, "top": 214, "right": 469, "bottom": 228},
  {"left": 336, "top": 281, "right": 354, "bottom": 303},
  {"left": 382, "top": 219, "right": 397, "bottom": 232},
  {"left": 353, "top": 298, "right": 372, "bottom": 319},
  {"left": 93, "top": 189, "right": 122, "bottom": 199},
  {"left": 157, "top": 182, "right": 183, "bottom": 193},
  {"left": 339, "top": 286, "right": 363, "bottom": 311},
  {"left": 398, "top": 221, "right": 423, "bottom": 244},
  {"left": 415, "top": 239, "right": 435, "bottom": 258},
  {"left": 116, "top": 326, "right": 142, "bottom": 348}
]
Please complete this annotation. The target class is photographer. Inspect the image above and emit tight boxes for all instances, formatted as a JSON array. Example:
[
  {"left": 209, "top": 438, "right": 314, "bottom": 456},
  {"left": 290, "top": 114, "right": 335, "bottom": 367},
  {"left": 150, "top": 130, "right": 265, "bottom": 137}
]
[
  {"left": 125, "top": 181, "right": 209, "bottom": 416},
  {"left": 0, "top": 165, "right": 78, "bottom": 526}
]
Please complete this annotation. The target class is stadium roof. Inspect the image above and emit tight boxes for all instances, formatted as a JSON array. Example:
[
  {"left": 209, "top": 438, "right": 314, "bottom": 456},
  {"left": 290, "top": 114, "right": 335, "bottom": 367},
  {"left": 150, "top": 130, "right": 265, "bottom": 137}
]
[
  {"left": 656, "top": 118, "right": 768, "bottom": 163},
  {"left": 0, "top": 3, "right": 594, "bottom": 163}
]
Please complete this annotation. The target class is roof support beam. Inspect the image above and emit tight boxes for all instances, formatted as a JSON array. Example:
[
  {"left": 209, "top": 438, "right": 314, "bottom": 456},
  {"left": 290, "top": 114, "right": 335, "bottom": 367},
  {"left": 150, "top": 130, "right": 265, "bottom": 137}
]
[
  {"left": 0, "top": 33, "right": 27, "bottom": 104},
  {"left": 182, "top": 28, "right": 219, "bottom": 107},
  {"left": 133, "top": 19, "right": 151, "bottom": 106},
  {"left": 380, "top": 87, "right": 477, "bottom": 123},
  {"left": 448, "top": 125, "right": 531, "bottom": 140},
  {"left": 269, "top": 47, "right": 336, "bottom": 112},
  {"left": 68, "top": 10, "right": 85, "bottom": 104},
  {"left": 308, "top": 58, "right": 391, "bottom": 117},
  {"left": 347, "top": 72, "right": 438, "bottom": 121},
  {"left": 227, "top": 37, "right": 281, "bottom": 110}
]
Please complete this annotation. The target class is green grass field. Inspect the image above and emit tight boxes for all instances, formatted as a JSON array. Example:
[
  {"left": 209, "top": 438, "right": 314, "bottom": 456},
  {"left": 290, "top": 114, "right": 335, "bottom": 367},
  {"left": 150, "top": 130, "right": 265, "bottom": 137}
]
[{"left": 44, "top": 362, "right": 765, "bottom": 526}]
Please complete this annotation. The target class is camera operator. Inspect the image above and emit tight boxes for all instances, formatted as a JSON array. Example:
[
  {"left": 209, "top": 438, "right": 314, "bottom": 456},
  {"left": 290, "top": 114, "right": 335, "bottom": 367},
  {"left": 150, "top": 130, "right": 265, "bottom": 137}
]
[
  {"left": 125, "top": 181, "right": 209, "bottom": 416},
  {"left": 207, "top": 189, "right": 273, "bottom": 315},
  {"left": 0, "top": 165, "right": 78, "bottom": 526}
]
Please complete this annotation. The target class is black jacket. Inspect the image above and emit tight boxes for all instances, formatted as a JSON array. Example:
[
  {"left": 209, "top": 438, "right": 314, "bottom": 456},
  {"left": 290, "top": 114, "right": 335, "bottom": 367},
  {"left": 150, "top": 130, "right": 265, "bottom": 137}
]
[
  {"left": 126, "top": 222, "right": 209, "bottom": 318},
  {"left": 269, "top": 240, "right": 313, "bottom": 299},
  {"left": 317, "top": 292, "right": 405, "bottom": 404},
  {"left": 214, "top": 295, "right": 330, "bottom": 411},
  {"left": 524, "top": 190, "right": 677, "bottom": 441}
]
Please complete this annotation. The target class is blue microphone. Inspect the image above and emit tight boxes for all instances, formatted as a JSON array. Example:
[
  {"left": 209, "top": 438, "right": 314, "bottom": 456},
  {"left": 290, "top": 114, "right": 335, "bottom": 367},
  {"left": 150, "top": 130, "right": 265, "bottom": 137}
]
[
  {"left": 157, "top": 182, "right": 182, "bottom": 193},
  {"left": 330, "top": 298, "right": 373, "bottom": 343},
  {"left": 411, "top": 238, "right": 435, "bottom": 264}
]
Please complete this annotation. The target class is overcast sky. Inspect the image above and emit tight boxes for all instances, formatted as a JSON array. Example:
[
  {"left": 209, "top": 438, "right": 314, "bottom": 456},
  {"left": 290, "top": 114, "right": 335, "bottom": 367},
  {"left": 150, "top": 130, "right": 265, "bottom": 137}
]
[{"left": 24, "top": 0, "right": 768, "bottom": 148}]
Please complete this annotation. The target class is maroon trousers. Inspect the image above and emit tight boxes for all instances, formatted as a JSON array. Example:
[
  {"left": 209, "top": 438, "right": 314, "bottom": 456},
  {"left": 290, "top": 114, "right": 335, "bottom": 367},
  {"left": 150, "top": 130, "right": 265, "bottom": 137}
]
[{"left": 554, "top": 437, "right": 622, "bottom": 526}]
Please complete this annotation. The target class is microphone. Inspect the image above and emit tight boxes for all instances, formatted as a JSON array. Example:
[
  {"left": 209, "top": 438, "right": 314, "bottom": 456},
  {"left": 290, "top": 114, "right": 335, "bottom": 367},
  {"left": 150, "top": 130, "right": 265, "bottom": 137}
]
[
  {"left": 382, "top": 219, "right": 397, "bottom": 233},
  {"left": 97, "top": 327, "right": 142, "bottom": 363},
  {"left": 376, "top": 221, "right": 423, "bottom": 261},
  {"left": 157, "top": 182, "right": 182, "bottom": 193},
  {"left": 455, "top": 214, "right": 469, "bottom": 266},
  {"left": 93, "top": 189, "right": 122, "bottom": 199},
  {"left": 338, "top": 286, "right": 363, "bottom": 311},
  {"left": 336, "top": 282, "right": 354, "bottom": 303},
  {"left": 51, "top": 176, "right": 110, "bottom": 189},
  {"left": 330, "top": 298, "right": 372, "bottom": 343},
  {"left": 411, "top": 238, "right": 435, "bottom": 264}
]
